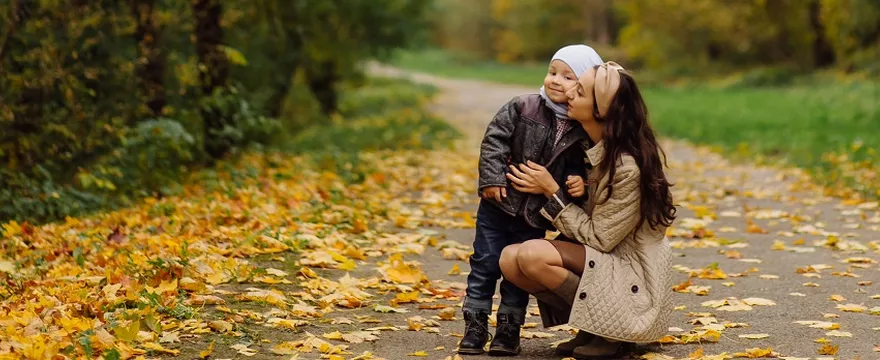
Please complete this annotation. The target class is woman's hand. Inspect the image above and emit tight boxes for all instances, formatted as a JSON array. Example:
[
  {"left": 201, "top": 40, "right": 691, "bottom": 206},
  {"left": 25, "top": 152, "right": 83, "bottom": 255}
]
[{"left": 506, "top": 161, "right": 560, "bottom": 197}]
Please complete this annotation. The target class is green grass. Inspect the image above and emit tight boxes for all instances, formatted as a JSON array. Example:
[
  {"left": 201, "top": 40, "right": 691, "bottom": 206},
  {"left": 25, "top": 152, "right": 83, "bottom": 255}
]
[
  {"left": 284, "top": 76, "right": 460, "bottom": 183},
  {"left": 286, "top": 77, "right": 459, "bottom": 154},
  {"left": 389, "top": 49, "right": 880, "bottom": 197}
]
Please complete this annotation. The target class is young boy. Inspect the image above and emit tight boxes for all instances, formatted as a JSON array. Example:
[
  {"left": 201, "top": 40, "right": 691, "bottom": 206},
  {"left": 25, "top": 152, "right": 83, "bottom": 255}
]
[{"left": 460, "top": 45, "right": 603, "bottom": 356}]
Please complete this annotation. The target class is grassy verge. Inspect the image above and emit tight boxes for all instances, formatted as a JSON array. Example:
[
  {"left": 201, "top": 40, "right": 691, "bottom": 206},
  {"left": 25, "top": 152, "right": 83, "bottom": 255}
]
[
  {"left": 389, "top": 49, "right": 880, "bottom": 199},
  {"left": 283, "top": 77, "right": 460, "bottom": 183}
]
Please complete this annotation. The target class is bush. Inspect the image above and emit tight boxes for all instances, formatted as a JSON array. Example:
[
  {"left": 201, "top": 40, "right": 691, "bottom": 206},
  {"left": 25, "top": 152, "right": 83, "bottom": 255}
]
[
  {"left": 112, "top": 118, "right": 197, "bottom": 194},
  {"left": 288, "top": 78, "right": 457, "bottom": 154},
  {"left": 285, "top": 77, "right": 459, "bottom": 183},
  {"left": 201, "top": 86, "right": 283, "bottom": 156}
]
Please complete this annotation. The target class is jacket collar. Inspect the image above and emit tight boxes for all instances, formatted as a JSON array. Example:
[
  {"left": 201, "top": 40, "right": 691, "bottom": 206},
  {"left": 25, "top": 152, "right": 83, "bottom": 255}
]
[{"left": 585, "top": 140, "right": 606, "bottom": 166}]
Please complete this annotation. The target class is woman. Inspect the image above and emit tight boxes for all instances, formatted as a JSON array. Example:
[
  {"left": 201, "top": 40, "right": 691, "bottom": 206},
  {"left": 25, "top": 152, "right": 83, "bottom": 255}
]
[{"left": 500, "top": 62, "right": 676, "bottom": 359}]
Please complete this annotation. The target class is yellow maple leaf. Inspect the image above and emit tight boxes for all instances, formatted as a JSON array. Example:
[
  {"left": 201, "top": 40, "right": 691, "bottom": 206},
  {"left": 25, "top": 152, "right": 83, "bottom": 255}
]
[
  {"left": 142, "top": 342, "right": 181, "bottom": 355},
  {"left": 382, "top": 254, "right": 424, "bottom": 284},
  {"left": 199, "top": 340, "right": 215, "bottom": 359},
  {"left": 145, "top": 279, "right": 178, "bottom": 295},
  {"left": 817, "top": 344, "right": 839, "bottom": 355},
  {"left": 114, "top": 320, "right": 140, "bottom": 342},
  {"left": 391, "top": 291, "right": 420, "bottom": 306},
  {"left": 836, "top": 303, "right": 867, "bottom": 313},
  {"left": 448, "top": 263, "right": 461, "bottom": 275},
  {"left": 323, "top": 331, "right": 345, "bottom": 341},
  {"left": 408, "top": 351, "right": 429, "bottom": 357},
  {"left": 733, "top": 347, "right": 773, "bottom": 358},
  {"left": 300, "top": 266, "right": 319, "bottom": 278}
]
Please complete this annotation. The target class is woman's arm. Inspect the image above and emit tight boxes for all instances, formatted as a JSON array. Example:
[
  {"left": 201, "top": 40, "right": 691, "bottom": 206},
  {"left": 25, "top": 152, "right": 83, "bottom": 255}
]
[{"left": 540, "top": 164, "right": 641, "bottom": 253}]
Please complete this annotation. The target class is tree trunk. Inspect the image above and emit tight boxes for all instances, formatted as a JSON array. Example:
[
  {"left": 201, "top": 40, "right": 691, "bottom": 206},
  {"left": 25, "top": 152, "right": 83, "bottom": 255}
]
[
  {"left": 192, "top": 0, "right": 229, "bottom": 158},
  {"left": 133, "top": 0, "right": 166, "bottom": 117},
  {"left": 0, "top": 0, "right": 22, "bottom": 66},
  {"left": 305, "top": 60, "right": 339, "bottom": 116},
  {"left": 809, "top": 0, "right": 835, "bottom": 68}
]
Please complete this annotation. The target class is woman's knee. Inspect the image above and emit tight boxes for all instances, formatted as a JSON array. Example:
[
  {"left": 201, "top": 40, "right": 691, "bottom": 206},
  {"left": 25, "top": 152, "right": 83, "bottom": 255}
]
[
  {"left": 499, "top": 244, "right": 521, "bottom": 275},
  {"left": 517, "top": 240, "right": 563, "bottom": 276}
]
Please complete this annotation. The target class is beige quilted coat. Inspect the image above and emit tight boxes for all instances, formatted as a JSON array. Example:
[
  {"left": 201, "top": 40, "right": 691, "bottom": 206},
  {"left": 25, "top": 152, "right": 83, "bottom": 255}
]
[{"left": 538, "top": 141, "right": 674, "bottom": 343}]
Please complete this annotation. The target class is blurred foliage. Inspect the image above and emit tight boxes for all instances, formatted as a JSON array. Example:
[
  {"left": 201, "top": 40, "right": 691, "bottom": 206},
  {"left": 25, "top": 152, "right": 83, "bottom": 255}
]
[
  {"left": 0, "top": 0, "right": 431, "bottom": 223},
  {"left": 428, "top": 0, "right": 879, "bottom": 76},
  {"left": 286, "top": 77, "right": 459, "bottom": 183}
]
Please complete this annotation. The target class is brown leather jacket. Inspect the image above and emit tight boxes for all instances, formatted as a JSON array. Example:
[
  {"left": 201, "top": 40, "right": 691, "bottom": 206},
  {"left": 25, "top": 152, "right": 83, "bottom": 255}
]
[{"left": 478, "top": 94, "right": 587, "bottom": 230}]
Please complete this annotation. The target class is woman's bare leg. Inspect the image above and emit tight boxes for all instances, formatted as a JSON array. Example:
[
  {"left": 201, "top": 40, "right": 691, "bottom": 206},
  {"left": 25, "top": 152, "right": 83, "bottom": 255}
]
[
  {"left": 499, "top": 243, "right": 547, "bottom": 293},
  {"left": 515, "top": 239, "right": 572, "bottom": 289}
]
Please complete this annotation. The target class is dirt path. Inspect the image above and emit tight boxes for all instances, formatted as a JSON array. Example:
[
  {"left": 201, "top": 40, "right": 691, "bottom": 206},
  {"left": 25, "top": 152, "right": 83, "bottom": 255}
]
[
  {"left": 171, "top": 67, "right": 878, "bottom": 360},
  {"left": 365, "top": 64, "right": 880, "bottom": 360}
]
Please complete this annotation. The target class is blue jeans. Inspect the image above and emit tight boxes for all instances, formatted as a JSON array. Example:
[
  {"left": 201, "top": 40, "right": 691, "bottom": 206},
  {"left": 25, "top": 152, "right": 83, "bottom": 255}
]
[{"left": 464, "top": 201, "right": 546, "bottom": 322}]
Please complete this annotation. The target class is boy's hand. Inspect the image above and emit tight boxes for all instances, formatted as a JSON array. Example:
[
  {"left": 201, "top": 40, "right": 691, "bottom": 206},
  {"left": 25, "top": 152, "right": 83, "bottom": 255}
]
[
  {"left": 481, "top": 186, "right": 507, "bottom": 202},
  {"left": 566, "top": 175, "right": 585, "bottom": 197}
]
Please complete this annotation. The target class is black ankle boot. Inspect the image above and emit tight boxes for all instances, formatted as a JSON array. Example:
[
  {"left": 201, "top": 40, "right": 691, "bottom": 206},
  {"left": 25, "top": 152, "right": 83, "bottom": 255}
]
[
  {"left": 458, "top": 310, "right": 490, "bottom": 355},
  {"left": 488, "top": 313, "right": 521, "bottom": 356}
]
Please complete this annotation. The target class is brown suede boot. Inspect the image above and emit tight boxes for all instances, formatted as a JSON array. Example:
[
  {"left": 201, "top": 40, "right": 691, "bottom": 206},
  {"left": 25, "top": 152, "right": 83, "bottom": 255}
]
[
  {"left": 572, "top": 337, "right": 631, "bottom": 360},
  {"left": 550, "top": 271, "right": 580, "bottom": 305},
  {"left": 554, "top": 330, "right": 595, "bottom": 357},
  {"left": 532, "top": 290, "right": 568, "bottom": 311}
]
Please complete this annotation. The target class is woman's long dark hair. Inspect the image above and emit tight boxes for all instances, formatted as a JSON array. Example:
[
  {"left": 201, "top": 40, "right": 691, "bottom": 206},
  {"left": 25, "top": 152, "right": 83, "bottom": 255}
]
[{"left": 592, "top": 67, "right": 676, "bottom": 230}]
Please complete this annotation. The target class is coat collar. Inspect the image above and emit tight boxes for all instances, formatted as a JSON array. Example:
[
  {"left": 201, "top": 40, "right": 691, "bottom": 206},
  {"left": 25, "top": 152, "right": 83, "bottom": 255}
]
[{"left": 585, "top": 140, "right": 606, "bottom": 166}]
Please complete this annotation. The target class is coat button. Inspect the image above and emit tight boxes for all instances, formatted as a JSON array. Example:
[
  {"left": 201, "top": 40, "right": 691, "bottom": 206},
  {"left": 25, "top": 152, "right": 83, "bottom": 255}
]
[
  {"left": 588, "top": 260, "right": 595, "bottom": 268},
  {"left": 579, "top": 292, "right": 586, "bottom": 300},
  {"left": 631, "top": 285, "right": 639, "bottom": 293}
]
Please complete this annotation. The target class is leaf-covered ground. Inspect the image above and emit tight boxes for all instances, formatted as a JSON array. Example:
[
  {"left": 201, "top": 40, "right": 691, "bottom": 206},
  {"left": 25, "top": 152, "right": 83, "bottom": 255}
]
[{"left": 2, "top": 70, "right": 878, "bottom": 360}]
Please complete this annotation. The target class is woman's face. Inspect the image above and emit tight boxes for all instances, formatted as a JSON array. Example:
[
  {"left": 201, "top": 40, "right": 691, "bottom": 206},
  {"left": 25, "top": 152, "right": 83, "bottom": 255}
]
[
  {"left": 543, "top": 60, "right": 578, "bottom": 103},
  {"left": 566, "top": 68, "right": 596, "bottom": 122}
]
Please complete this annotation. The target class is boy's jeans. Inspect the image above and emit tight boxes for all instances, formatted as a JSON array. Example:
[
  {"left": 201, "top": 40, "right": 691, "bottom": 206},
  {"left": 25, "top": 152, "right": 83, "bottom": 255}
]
[{"left": 463, "top": 200, "right": 546, "bottom": 323}]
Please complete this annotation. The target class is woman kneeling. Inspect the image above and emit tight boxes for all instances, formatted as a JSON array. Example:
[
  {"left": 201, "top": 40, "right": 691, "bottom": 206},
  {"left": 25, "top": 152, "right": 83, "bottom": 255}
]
[{"left": 500, "top": 62, "right": 677, "bottom": 359}]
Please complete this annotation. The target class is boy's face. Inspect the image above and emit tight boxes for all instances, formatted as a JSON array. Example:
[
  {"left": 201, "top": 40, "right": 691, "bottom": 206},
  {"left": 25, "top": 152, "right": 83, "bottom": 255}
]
[{"left": 543, "top": 60, "right": 578, "bottom": 104}]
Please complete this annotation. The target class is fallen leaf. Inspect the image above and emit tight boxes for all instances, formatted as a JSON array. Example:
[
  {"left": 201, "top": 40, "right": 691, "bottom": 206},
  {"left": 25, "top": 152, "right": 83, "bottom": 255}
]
[
  {"left": 142, "top": 342, "right": 181, "bottom": 356},
  {"left": 266, "top": 268, "right": 289, "bottom": 277},
  {"left": 408, "top": 351, "right": 429, "bottom": 356},
  {"left": 825, "top": 330, "right": 852, "bottom": 337},
  {"left": 374, "top": 305, "right": 408, "bottom": 313},
  {"left": 836, "top": 303, "right": 867, "bottom": 313},
  {"left": 448, "top": 263, "right": 461, "bottom": 275},
  {"left": 829, "top": 294, "right": 846, "bottom": 302},
  {"left": 199, "top": 340, "right": 215, "bottom": 359},
  {"left": 438, "top": 307, "right": 456, "bottom": 320},
  {"left": 390, "top": 291, "right": 420, "bottom": 306},
  {"left": 794, "top": 321, "right": 839, "bottom": 330},
  {"left": 159, "top": 331, "right": 181, "bottom": 343},
  {"left": 817, "top": 344, "right": 838, "bottom": 355},
  {"left": 733, "top": 347, "right": 773, "bottom": 358},
  {"left": 231, "top": 343, "right": 258, "bottom": 357},
  {"left": 342, "top": 331, "right": 380, "bottom": 344},
  {"left": 520, "top": 330, "right": 554, "bottom": 339},
  {"left": 209, "top": 320, "right": 233, "bottom": 333},
  {"left": 186, "top": 295, "right": 226, "bottom": 305},
  {"left": 738, "top": 334, "right": 770, "bottom": 339},
  {"left": 743, "top": 298, "right": 776, "bottom": 306}
]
